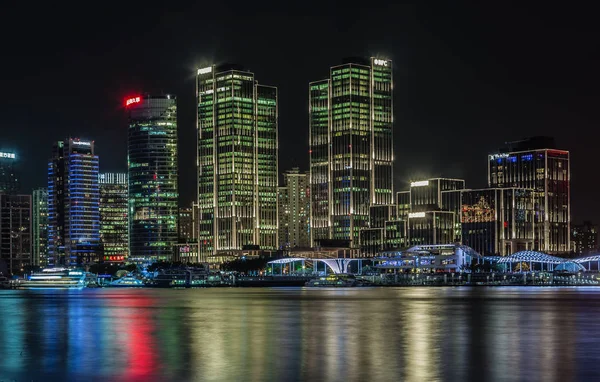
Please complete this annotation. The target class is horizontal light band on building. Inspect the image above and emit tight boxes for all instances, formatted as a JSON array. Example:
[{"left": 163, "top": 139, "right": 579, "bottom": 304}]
[{"left": 408, "top": 212, "right": 426, "bottom": 218}]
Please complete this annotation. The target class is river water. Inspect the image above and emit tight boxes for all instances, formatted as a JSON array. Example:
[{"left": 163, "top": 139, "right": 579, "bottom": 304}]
[{"left": 1, "top": 287, "right": 599, "bottom": 381}]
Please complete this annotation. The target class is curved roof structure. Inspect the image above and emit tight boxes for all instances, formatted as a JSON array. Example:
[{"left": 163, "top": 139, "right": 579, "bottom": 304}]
[
  {"left": 573, "top": 254, "right": 600, "bottom": 263},
  {"left": 496, "top": 250, "right": 565, "bottom": 264},
  {"left": 554, "top": 262, "right": 586, "bottom": 272}
]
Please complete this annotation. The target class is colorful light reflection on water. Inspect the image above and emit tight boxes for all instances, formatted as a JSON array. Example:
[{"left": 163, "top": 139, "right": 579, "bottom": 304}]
[{"left": 1, "top": 287, "right": 600, "bottom": 381}]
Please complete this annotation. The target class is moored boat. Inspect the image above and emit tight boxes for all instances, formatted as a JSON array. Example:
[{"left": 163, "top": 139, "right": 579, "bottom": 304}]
[{"left": 16, "top": 268, "right": 87, "bottom": 289}]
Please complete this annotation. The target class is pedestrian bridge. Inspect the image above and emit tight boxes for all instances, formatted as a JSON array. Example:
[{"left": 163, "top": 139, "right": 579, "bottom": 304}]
[{"left": 267, "top": 257, "right": 368, "bottom": 274}]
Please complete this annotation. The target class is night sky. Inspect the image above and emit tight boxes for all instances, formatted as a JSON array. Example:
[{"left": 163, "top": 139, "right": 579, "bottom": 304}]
[{"left": 1, "top": 3, "right": 598, "bottom": 223}]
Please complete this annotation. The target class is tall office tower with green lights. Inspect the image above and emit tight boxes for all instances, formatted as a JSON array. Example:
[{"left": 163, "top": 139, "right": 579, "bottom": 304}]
[
  {"left": 126, "top": 95, "right": 178, "bottom": 262},
  {"left": 309, "top": 57, "right": 394, "bottom": 246},
  {"left": 197, "top": 64, "right": 278, "bottom": 261},
  {"left": 99, "top": 173, "right": 128, "bottom": 262}
]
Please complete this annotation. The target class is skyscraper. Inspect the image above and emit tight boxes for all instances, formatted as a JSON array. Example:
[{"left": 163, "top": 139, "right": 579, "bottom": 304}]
[
  {"left": 0, "top": 194, "right": 31, "bottom": 274},
  {"left": 47, "top": 138, "right": 100, "bottom": 266},
  {"left": 278, "top": 168, "right": 310, "bottom": 249},
  {"left": 309, "top": 57, "right": 393, "bottom": 247},
  {"left": 99, "top": 173, "right": 128, "bottom": 262},
  {"left": 0, "top": 150, "right": 19, "bottom": 194},
  {"left": 488, "top": 136, "right": 570, "bottom": 253},
  {"left": 32, "top": 188, "right": 48, "bottom": 267},
  {"left": 197, "top": 64, "right": 278, "bottom": 260},
  {"left": 126, "top": 95, "right": 178, "bottom": 262}
]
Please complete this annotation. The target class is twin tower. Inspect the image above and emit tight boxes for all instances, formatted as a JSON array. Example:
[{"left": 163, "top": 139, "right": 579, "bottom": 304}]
[{"left": 127, "top": 57, "right": 393, "bottom": 261}]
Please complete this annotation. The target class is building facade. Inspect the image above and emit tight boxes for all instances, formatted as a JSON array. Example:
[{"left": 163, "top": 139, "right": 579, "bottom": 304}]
[
  {"left": 0, "top": 194, "right": 31, "bottom": 274},
  {"left": 48, "top": 139, "right": 100, "bottom": 266},
  {"left": 461, "top": 188, "right": 535, "bottom": 256},
  {"left": 127, "top": 95, "right": 178, "bottom": 262},
  {"left": 278, "top": 168, "right": 310, "bottom": 249},
  {"left": 32, "top": 188, "right": 48, "bottom": 267},
  {"left": 309, "top": 57, "right": 393, "bottom": 247},
  {"left": 178, "top": 207, "right": 194, "bottom": 242},
  {"left": 197, "top": 64, "right": 278, "bottom": 260},
  {"left": 572, "top": 221, "right": 598, "bottom": 256},
  {"left": 0, "top": 150, "right": 19, "bottom": 194},
  {"left": 488, "top": 136, "right": 570, "bottom": 253},
  {"left": 99, "top": 173, "right": 128, "bottom": 262}
]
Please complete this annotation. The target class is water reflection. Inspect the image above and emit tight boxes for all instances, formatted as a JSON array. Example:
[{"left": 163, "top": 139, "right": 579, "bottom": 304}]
[{"left": 0, "top": 287, "right": 600, "bottom": 381}]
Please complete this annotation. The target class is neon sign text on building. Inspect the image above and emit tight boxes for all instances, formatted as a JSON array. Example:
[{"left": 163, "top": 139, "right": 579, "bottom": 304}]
[
  {"left": 0, "top": 152, "right": 16, "bottom": 159},
  {"left": 198, "top": 67, "right": 212, "bottom": 75},
  {"left": 409, "top": 212, "right": 426, "bottom": 218},
  {"left": 73, "top": 141, "right": 91, "bottom": 146},
  {"left": 374, "top": 59, "right": 388, "bottom": 66},
  {"left": 126, "top": 96, "right": 141, "bottom": 106}
]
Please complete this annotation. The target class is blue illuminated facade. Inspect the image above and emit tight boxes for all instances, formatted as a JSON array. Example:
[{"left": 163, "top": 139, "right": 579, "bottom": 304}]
[{"left": 48, "top": 139, "right": 100, "bottom": 266}]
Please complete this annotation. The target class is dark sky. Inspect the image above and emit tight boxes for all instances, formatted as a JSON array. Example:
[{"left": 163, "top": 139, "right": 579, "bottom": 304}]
[{"left": 1, "top": 2, "right": 598, "bottom": 223}]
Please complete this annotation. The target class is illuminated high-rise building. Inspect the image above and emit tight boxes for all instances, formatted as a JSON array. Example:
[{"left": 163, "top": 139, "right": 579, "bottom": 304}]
[
  {"left": 99, "top": 173, "right": 128, "bottom": 262},
  {"left": 197, "top": 64, "right": 278, "bottom": 260},
  {"left": 0, "top": 150, "right": 19, "bottom": 194},
  {"left": 488, "top": 136, "right": 570, "bottom": 253},
  {"left": 572, "top": 221, "right": 598, "bottom": 256},
  {"left": 0, "top": 194, "right": 31, "bottom": 274},
  {"left": 309, "top": 57, "right": 393, "bottom": 247},
  {"left": 126, "top": 95, "right": 178, "bottom": 262},
  {"left": 278, "top": 168, "right": 310, "bottom": 249},
  {"left": 47, "top": 138, "right": 100, "bottom": 266},
  {"left": 32, "top": 188, "right": 48, "bottom": 267}
]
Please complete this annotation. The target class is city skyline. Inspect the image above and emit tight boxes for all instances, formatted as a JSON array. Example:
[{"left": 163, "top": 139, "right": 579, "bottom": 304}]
[{"left": 1, "top": 3, "right": 598, "bottom": 225}]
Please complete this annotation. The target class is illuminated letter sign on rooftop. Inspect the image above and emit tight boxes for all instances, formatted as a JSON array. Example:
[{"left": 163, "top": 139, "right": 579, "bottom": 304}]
[
  {"left": 73, "top": 141, "right": 91, "bottom": 146},
  {"left": 198, "top": 66, "right": 212, "bottom": 75},
  {"left": 410, "top": 180, "right": 429, "bottom": 187},
  {"left": 125, "top": 96, "right": 141, "bottom": 106},
  {"left": 0, "top": 152, "right": 16, "bottom": 159},
  {"left": 374, "top": 59, "right": 388, "bottom": 67},
  {"left": 409, "top": 212, "right": 426, "bottom": 218},
  {"left": 490, "top": 153, "right": 509, "bottom": 160}
]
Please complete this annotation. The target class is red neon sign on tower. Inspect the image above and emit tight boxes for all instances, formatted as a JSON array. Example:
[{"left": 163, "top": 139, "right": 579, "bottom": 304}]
[{"left": 125, "top": 96, "right": 141, "bottom": 106}]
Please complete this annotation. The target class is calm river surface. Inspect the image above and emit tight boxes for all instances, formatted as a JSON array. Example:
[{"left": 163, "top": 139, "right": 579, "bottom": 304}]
[{"left": 1, "top": 287, "right": 600, "bottom": 381}]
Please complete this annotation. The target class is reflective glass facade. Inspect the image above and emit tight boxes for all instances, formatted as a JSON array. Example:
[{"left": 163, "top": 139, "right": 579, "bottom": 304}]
[
  {"left": 197, "top": 65, "right": 278, "bottom": 260},
  {"left": 48, "top": 139, "right": 100, "bottom": 265},
  {"left": 32, "top": 188, "right": 48, "bottom": 267},
  {"left": 99, "top": 173, "right": 128, "bottom": 261},
  {"left": 488, "top": 147, "right": 570, "bottom": 253},
  {"left": 127, "top": 95, "right": 178, "bottom": 262},
  {"left": 310, "top": 57, "right": 393, "bottom": 247},
  {"left": 0, "top": 194, "right": 31, "bottom": 274}
]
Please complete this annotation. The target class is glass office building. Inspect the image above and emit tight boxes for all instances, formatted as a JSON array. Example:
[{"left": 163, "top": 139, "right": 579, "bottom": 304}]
[
  {"left": 0, "top": 150, "right": 19, "bottom": 194},
  {"left": 99, "top": 173, "right": 128, "bottom": 262},
  {"left": 47, "top": 139, "right": 100, "bottom": 266},
  {"left": 32, "top": 188, "right": 48, "bottom": 267},
  {"left": 126, "top": 95, "right": 178, "bottom": 262},
  {"left": 197, "top": 64, "right": 278, "bottom": 260},
  {"left": 488, "top": 136, "right": 570, "bottom": 253},
  {"left": 309, "top": 57, "right": 394, "bottom": 247}
]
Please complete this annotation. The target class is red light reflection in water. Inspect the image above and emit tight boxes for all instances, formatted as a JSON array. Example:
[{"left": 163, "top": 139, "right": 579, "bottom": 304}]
[{"left": 111, "top": 294, "right": 159, "bottom": 380}]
